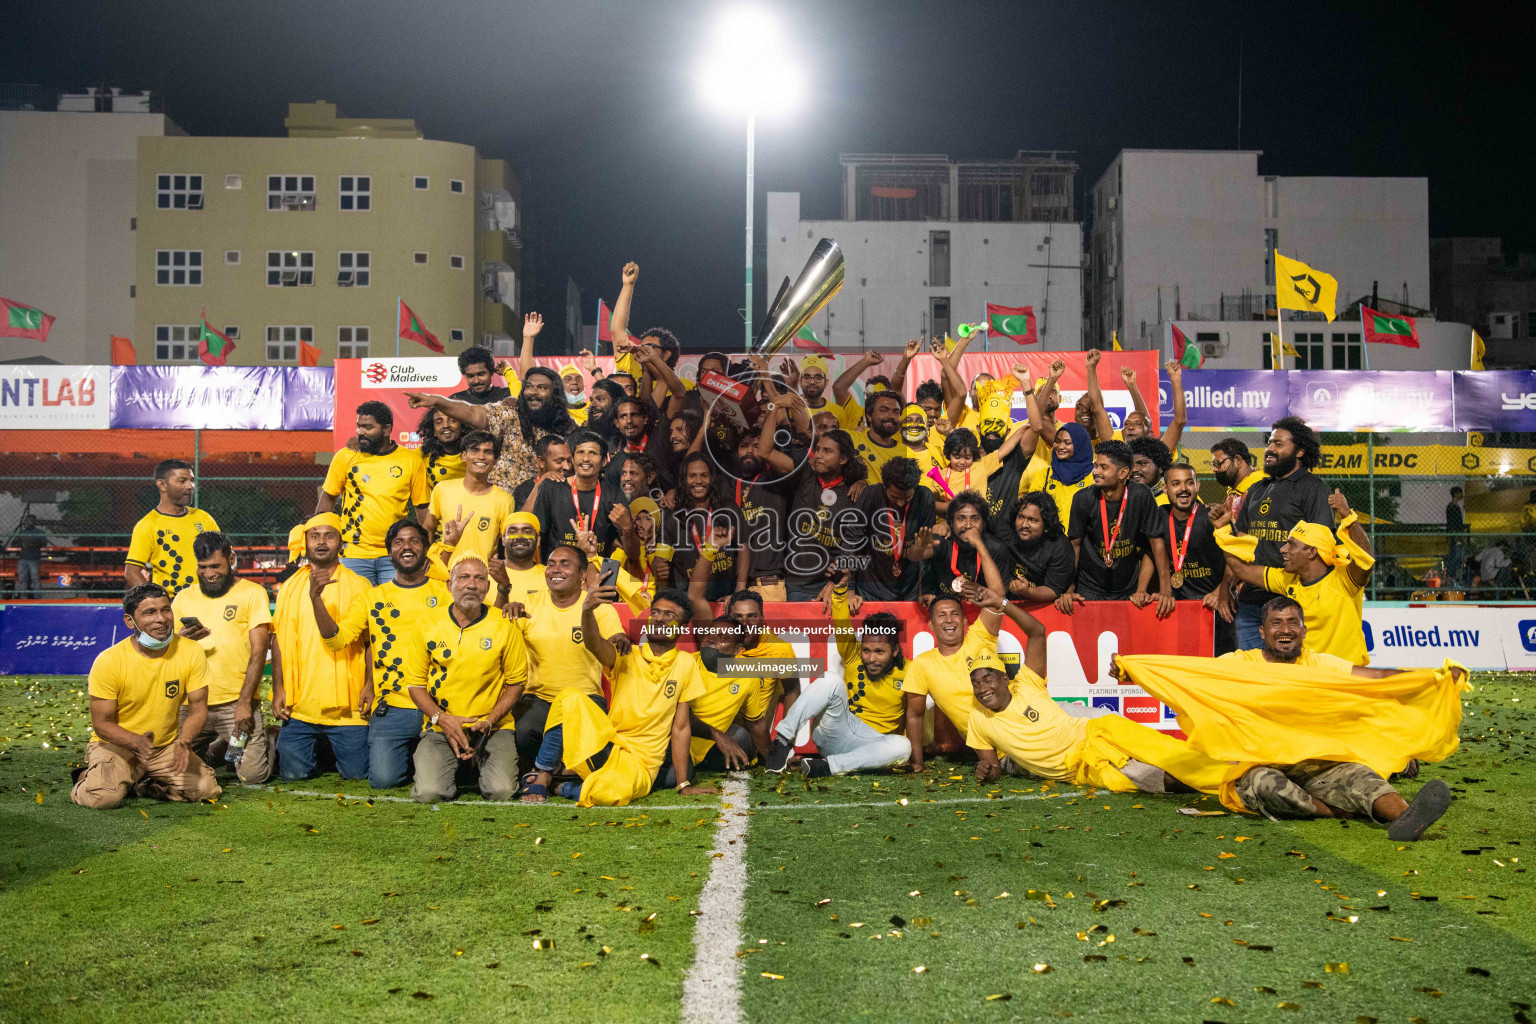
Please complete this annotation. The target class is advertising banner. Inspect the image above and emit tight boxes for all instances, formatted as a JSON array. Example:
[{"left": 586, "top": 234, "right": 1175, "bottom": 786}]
[
  {"left": 1156, "top": 369, "right": 1285, "bottom": 430},
  {"left": 0, "top": 365, "right": 109, "bottom": 430},
  {"left": 1286, "top": 371, "right": 1455, "bottom": 431},
  {"left": 1362, "top": 604, "right": 1508, "bottom": 669},
  {"left": 0, "top": 604, "right": 126, "bottom": 676},
  {"left": 110, "top": 365, "right": 292, "bottom": 429},
  {"left": 1181, "top": 444, "right": 1536, "bottom": 477},
  {"left": 282, "top": 367, "right": 336, "bottom": 431},
  {"left": 1453, "top": 370, "right": 1536, "bottom": 432}
]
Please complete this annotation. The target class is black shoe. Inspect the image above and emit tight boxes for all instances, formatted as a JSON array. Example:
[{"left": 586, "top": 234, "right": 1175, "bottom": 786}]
[
  {"left": 1387, "top": 778, "right": 1451, "bottom": 842},
  {"left": 763, "top": 739, "right": 794, "bottom": 774},
  {"left": 798, "top": 757, "right": 832, "bottom": 779}
]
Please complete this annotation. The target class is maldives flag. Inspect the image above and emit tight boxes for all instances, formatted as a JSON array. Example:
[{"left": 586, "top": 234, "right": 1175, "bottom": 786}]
[
  {"left": 985, "top": 303, "right": 1038, "bottom": 345},
  {"left": 597, "top": 298, "right": 614, "bottom": 345},
  {"left": 197, "top": 310, "right": 235, "bottom": 365},
  {"left": 0, "top": 297, "right": 55, "bottom": 342},
  {"left": 791, "top": 324, "right": 829, "bottom": 354},
  {"left": 1361, "top": 305, "right": 1420, "bottom": 348},
  {"left": 1171, "top": 323, "right": 1203, "bottom": 368},
  {"left": 398, "top": 299, "right": 443, "bottom": 353}
]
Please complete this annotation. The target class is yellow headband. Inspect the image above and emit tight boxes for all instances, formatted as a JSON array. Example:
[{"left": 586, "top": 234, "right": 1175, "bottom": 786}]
[
  {"left": 287, "top": 524, "right": 306, "bottom": 561},
  {"left": 801, "top": 355, "right": 829, "bottom": 373},
  {"left": 304, "top": 512, "right": 345, "bottom": 536},
  {"left": 901, "top": 403, "right": 927, "bottom": 422},
  {"left": 507, "top": 511, "right": 540, "bottom": 535},
  {"left": 448, "top": 551, "right": 489, "bottom": 574},
  {"left": 1287, "top": 521, "right": 1351, "bottom": 566},
  {"left": 559, "top": 363, "right": 582, "bottom": 379}
]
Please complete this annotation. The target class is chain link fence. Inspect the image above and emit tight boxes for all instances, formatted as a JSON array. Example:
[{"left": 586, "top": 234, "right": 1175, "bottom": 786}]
[{"left": 1, "top": 431, "right": 328, "bottom": 598}]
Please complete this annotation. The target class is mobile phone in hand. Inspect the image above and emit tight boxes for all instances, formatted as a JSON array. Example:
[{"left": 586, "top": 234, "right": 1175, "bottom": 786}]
[
  {"left": 597, "top": 558, "right": 621, "bottom": 591},
  {"left": 179, "top": 616, "right": 204, "bottom": 630}
]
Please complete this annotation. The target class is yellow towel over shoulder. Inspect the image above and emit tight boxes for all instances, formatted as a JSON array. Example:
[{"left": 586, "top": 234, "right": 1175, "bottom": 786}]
[{"left": 1115, "top": 655, "right": 1467, "bottom": 778}]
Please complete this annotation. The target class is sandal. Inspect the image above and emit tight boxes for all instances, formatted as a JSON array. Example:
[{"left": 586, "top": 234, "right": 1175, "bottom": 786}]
[{"left": 518, "top": 772, "right": 548, "bottom": 803}]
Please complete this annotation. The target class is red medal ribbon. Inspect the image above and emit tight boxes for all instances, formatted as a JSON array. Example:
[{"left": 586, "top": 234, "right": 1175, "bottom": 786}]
[
  {"left": 889, "top": 501, "right": 910, "bottom": 565},
  {"left": 571, "top": 478, "right": 600, "bottom": 532},
  {"left": 1099, "top": 490, "right": 1128, "bottom": 567},
  {"left": 818, "top": 475, "right": 844, "bottom": 491},
  {"left": 1169, "top": 508, "right": 1194, "bottom": 575},
  {"left": 736, "top": 472, "right": 761, "bottom": 508}
]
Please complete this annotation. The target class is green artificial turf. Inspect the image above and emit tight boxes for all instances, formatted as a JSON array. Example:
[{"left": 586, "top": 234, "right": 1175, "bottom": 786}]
[
  {"left": 0, "top": 676, "right": 721, "bottom": 1024},
  {"left": 739, "top": 673, "right": 1536, "bottom": 1024}
]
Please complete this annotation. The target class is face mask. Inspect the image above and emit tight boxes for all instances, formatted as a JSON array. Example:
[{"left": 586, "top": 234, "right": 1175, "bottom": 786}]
[
  {"left": 137, "top": 630, "right": 171, "bottom": 650},
  {"left": 566, "top": 390, "right": 587, "bottom": 407}
]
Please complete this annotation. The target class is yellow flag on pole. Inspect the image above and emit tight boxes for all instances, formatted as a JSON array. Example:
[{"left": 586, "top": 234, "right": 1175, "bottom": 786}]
[
  {"left": 1274, "top": 251, "right": 1339, "bottom": 322},
  {"left": 1471, "top": 329, "right": 1486, "bottom": 370},
  {"left": 1111, "top": 330, "right": 1122, "bottom": 352}
]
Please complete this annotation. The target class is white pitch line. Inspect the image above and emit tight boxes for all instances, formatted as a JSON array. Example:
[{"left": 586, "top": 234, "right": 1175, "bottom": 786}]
[
  {"left": 242, "top": 783, "right": 1083, "bottom": 812},
  {"left": 680, "top": 773, "right": 750, "bottom": 1024}
]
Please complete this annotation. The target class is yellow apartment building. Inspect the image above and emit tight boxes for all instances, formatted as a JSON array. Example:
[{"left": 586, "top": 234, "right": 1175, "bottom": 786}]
[{"left": 133, "top": 101, "right": 519, "bottom": 365}]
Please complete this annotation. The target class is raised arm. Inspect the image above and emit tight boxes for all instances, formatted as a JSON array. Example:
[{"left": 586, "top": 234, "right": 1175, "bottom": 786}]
[
  {"left": 610, "top": 262, "right": 639, "bottom": 351},
  {"left": 403, "top": 392, "right": 490, "bottom": 431},
  {"left": 999, "top": 597, "right": 1048, "bottom": 679},
  {"left": 1160, "top": 361, "right": 1187, "bottom": 452},
  {"left": 581, "top": 588, "right": 619, "bottom": 670},
  {"left": 1083, "top": 349, "right": 1114, "bottom": 442},
  {"left": 833, "top": 350, "right": 882, "bottom": 407},
  {"left": 889, "top": 337, "right": 921, "bottom": 395},
  {"left": 1119, "top": 366, "right": 1151, "bottom": 429},
  {"left": 517, "top": 312, "right": 543, "bottom": 381},
  {"left": 637, "top": 344, "right": 686, "bottom": 419},
  {"left": 1330, "top": 490, "right": 1375, "bottom": 588}
]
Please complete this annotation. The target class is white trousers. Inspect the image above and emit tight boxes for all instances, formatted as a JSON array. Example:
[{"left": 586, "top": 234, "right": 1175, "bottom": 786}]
[{"left": 774, "top": 674, "right": 909, "bottom": 775}]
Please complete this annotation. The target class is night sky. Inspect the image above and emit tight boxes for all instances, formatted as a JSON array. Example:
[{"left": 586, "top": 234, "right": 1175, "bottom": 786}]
[{"left": 5, "top": 1, "right": 1528, "bottom": 351}]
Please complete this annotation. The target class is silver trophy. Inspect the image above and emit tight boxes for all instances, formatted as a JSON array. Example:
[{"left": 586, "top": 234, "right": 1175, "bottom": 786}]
[{"left": 753, "top": 237, "right": 844, "bottom": 357}]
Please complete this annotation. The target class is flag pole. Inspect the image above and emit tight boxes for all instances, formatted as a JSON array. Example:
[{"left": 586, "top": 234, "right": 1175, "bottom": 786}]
[
  {"left": 1274, "top": 307, "right": 1283, "bottom": 372},
  {"left": 1361, "top": 332, "right": 1371, "bottom": 370}
]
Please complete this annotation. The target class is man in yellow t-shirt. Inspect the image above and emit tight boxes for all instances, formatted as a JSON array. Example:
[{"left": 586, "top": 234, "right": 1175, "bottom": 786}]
[
  {"left": 1218, "top": 596, "right": 1393, "bottom": 677},
  {"left": 761, "top": 583, "right": 910, "bottom": 777},
  {"left": 1216, "top": 496, "right": 1375, "bottom": 666},
  {"left": 545, "top": 587, "right": 710, "bottom": 806},
  {"left": 489, "top": 513, "right": 548, "bottom": 605},
  {"left": 421, "top": 430, "right": 515, "bottom": 564},
  {"left": 508, "top": 545, "right": 624, "bottom": 802},
  {"left": 319, "top": 400, "right": 428, "bottom": 584},
  {"left": 171, "top": 531, "right": 273, "bottom": 784},
  {"left": 800, "top": 354, "right": 863, "bottom": 430},
  {"left": 125, "top": 458, "right": 220, "bottom": 599},
  {"left": 71, "top": 583, "right": 221, "bottom": 809},
  {"left": 272, "top": 514, "right": 372, "bottom": 781},
  {"left": 902, "top": 587, "right": 1006, "bottom": 776},
  {"left": 661, "top": 617, "right": 756, "bottom": 781},
  {"left": 728, "top": 590, "right": 800, "bottom": 758},
  {"left": 316, "top": 518, "right": 448, "bottom": 789},
  {"left": 403, "top": 555, "right": 528, "bottom": 802},
  {"left": 414, "top": 407, "right": 467, "bottom": 494}
]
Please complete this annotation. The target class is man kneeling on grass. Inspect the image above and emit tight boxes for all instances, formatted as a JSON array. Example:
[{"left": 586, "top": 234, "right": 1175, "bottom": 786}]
[
  {"left": 403, "top": 555, "right": 528, "bottom": 802},
  {"left": 71, "top": 583, "right": 221, "bottom": 809}
]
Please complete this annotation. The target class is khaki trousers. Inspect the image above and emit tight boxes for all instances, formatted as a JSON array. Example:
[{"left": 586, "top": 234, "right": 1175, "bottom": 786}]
[
  {"left": 411, "top": 729, "right": 520, "bottom": 803},
  {"left": 179, "top": 701, "right": 274, "bottom": 784},
  {"left": 70, "top": 739, "right": 222, "bottom": 810}
]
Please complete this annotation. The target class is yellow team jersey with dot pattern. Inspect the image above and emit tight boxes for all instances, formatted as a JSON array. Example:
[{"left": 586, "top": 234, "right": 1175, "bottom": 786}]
[
  {"left": 322, "top": 445, "right": 428, "bottom": 559},
  {"left": 323, "top": 577, "right": 452, "bottom": 709},
  {"left": 125, "top": 507, "right": 220, "bottom": 598}
]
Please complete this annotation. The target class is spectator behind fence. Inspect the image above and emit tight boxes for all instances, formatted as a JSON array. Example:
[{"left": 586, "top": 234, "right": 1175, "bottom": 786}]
[
  {"left": 125, "top": 459, "right": 220, "bottom": 599},
  {"left": 170, "top": 531, "right": 274, "bottom": 783},
  {"left": 1445, "top": 486, "right": 1465, "bottom": 584},
  {"left": 8, "top": 513, "right": 47, "bottom": 598}
]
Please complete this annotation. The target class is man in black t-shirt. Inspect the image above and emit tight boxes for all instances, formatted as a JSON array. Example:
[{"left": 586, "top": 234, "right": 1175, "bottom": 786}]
[
  {"left": 734, "top": 430, "right": 792, "bottom": 601},
  {"left": 1061, "top": 440, "right": 1171, "bottom": 612},
  {"left": 1004, "top": 492, "right": 1076, "bottom": 605},
  {"left": 1231, "top": 416, "right": 1332, "bottom": 650},
  {"left": 853, "top": 457, "right": 936, "bottom": 602},
  {"left": 450, "top": 346, "right": 513, "bottom": 406},
  {"left": 529, "top": 431, "right": 620, "bottom": 561}
]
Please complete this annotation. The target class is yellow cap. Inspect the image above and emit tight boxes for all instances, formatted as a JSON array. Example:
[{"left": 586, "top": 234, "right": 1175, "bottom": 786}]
[
  {"left": 967, "top": 649, "right": 1008, "bottom": 675},
  {"left": 630, "top": 496, "right": 661, "bottom": 518},
  {"left": 801, "top": 355, "right": 830, "bottom": 373}
]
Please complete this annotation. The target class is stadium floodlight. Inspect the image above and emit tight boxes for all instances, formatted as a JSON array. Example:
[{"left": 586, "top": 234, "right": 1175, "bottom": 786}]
[{"left": 697, "top": 6, "right": 804, "bottom": 349}]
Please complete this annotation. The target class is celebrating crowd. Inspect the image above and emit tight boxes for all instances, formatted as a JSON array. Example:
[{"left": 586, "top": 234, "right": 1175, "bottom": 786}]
[{"left": 69, "top": 263, "right": 1463, "bottom": 842}]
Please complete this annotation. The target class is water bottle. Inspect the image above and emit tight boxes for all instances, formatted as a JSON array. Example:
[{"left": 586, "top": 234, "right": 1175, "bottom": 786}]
[{"left": 226, "top": 731, "right": 249, "bottom": 766}]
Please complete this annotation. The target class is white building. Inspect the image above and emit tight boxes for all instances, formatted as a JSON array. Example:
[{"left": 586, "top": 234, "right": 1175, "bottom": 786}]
[
  {"left": 766, "top": 153, "right": 1083, "bottom": 353},
  {"left": 1164, "top": 317, "right": 1473, "bottom": 372},
  {"left": 0, "top": 90, "right": 183, "bottom": 365},
  {"left": 1090, "top": 149, "right": 1433, "bottom": 363}
]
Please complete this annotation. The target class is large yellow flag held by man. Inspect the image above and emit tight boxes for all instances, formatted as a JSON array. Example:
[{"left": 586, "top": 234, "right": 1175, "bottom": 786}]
[{"left": 1274, "top": 251, "right": 1339, "bottom": 322}]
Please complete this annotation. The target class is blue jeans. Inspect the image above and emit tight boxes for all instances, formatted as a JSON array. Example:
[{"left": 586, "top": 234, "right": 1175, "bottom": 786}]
[
  {"left": 341, "top": 555, "right": 396, "bottom": 585},
  {"left": 368, "top": 702, "right": 424, "bottom": 789},
  {"left": 1235, "top": 601, "right": 1265, "bottom": 652},
  {"left": 276, "top": 719, "right": 370, "bottom": 781},
  {"left": 515, "top": 694, "right": 608, "bottom": 773}
]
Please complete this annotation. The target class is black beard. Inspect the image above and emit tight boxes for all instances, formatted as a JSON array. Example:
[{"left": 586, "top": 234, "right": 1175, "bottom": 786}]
[
  {"left": 391, "top": 555, "right": 422, "bottom": 576},
  {"left": 198, "top": 572, "right": 235, "bottom": 598},
  {"left": 357, "top": 435, "right": 382, "bottom": 454},
  {"left": 1264, "top": 644, "right": 1300, "bottom": 664},
  {"left": 1267, "top": 451, "right": 1298, "bottom": 478},
  {"left": 981, "top": 432, "right": 1004, "bottom": 454},
  {"left": 521, "top": 395, "right": 560, "bottom": 429}
]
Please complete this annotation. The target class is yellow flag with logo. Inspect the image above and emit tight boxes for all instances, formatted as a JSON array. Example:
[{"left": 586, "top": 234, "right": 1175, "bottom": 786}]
[
  {"left": 1274, "top": 251, "right": 1339, "bottom": 321},
  {"left": 1471, "top": 329, "right": 1486, "bottom": 370},
  {"left": 1111, "top": 330, "right": 1122, "bottom": 352}
]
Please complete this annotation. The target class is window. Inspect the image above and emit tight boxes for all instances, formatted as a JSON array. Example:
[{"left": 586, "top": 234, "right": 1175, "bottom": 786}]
[
  {"left": 224, "top": 174, "right": 242, "bottom": 190},
  {"left": 223, "top": 326, "right": 240, "bottom": 341},
  {"left": 413, "top": 176, "right": 429, "bottom": 190},
  {"left": 449, "top": 254, "right": 464, "bottom": 269},
  {"left": 225, "top": 250, "right": 240, "bottom": 265},
  {"left": 929, "top": 296, "right": 951, "bottom": 341},
  {"left": 156, "top": 174, "right": 204, "bottom": 210},
  {"left": 267, "top": 174, "right": 316, "bottom": 211},
  {"left": 1264, "top": 228, "right": 1279, "bottom": 285},
  {"left": 266, "top": 250, "right": 314, "bottom": 287},
  {"left": 339, "top": 175, "right": 371, "bottom": 211},
  {"left": 1331, "top": 332, "right": 1362, "bottom": 370},
  {"left": 338, "top": 251, "right": 370, "bottom": 287},
  {"left": 928, "top": 230, "right": 950, "bottom": 288},
  {"left": 1282, "top": 331, "right": 1325, "bottom": 369},
  {"left": 154, "top": 325, "right": 201, "bottom": 362},
  {"left": 449, "top": 329, "right": 465, "bottom": 343},
  {"left": 450, "top": 179, "right": 465, "bottom": 194},
  {"left": 413, "top": 251, "right": 429, "bottom": 265},
  {"left": 338, "top": 326, "right": 370, "bottom": 359},
  {"left": 155, "top": 249, "right": 202, "bottom": 286},
  {"left": 266, "top": 325, "right": 312, "bottom": 363}
]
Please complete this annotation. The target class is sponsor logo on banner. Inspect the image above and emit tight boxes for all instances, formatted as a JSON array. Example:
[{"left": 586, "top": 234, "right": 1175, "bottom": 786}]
[
  {"left": 1091, "top": 696, "right": 1120, "bottom": 713},
  {"left": 1361, "top": 604, "right": 1507, "bottom": 670},
  {"left": 1518, "top": 620, "right": 1536, "bottom": 653},
  {"left": 0, "top": 365, "right": 109, "bottom": 430},
  {"left": 359, "top": 358, "right": 463, "bottom": 389},
  {"left": 1122, "top": 697, "right": 1160, "bottom": 723}
]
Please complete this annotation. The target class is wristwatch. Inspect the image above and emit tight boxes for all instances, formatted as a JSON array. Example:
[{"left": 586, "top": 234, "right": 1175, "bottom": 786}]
[{"left": 429, "top": 713, "right": 440, "bottom": 727}]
